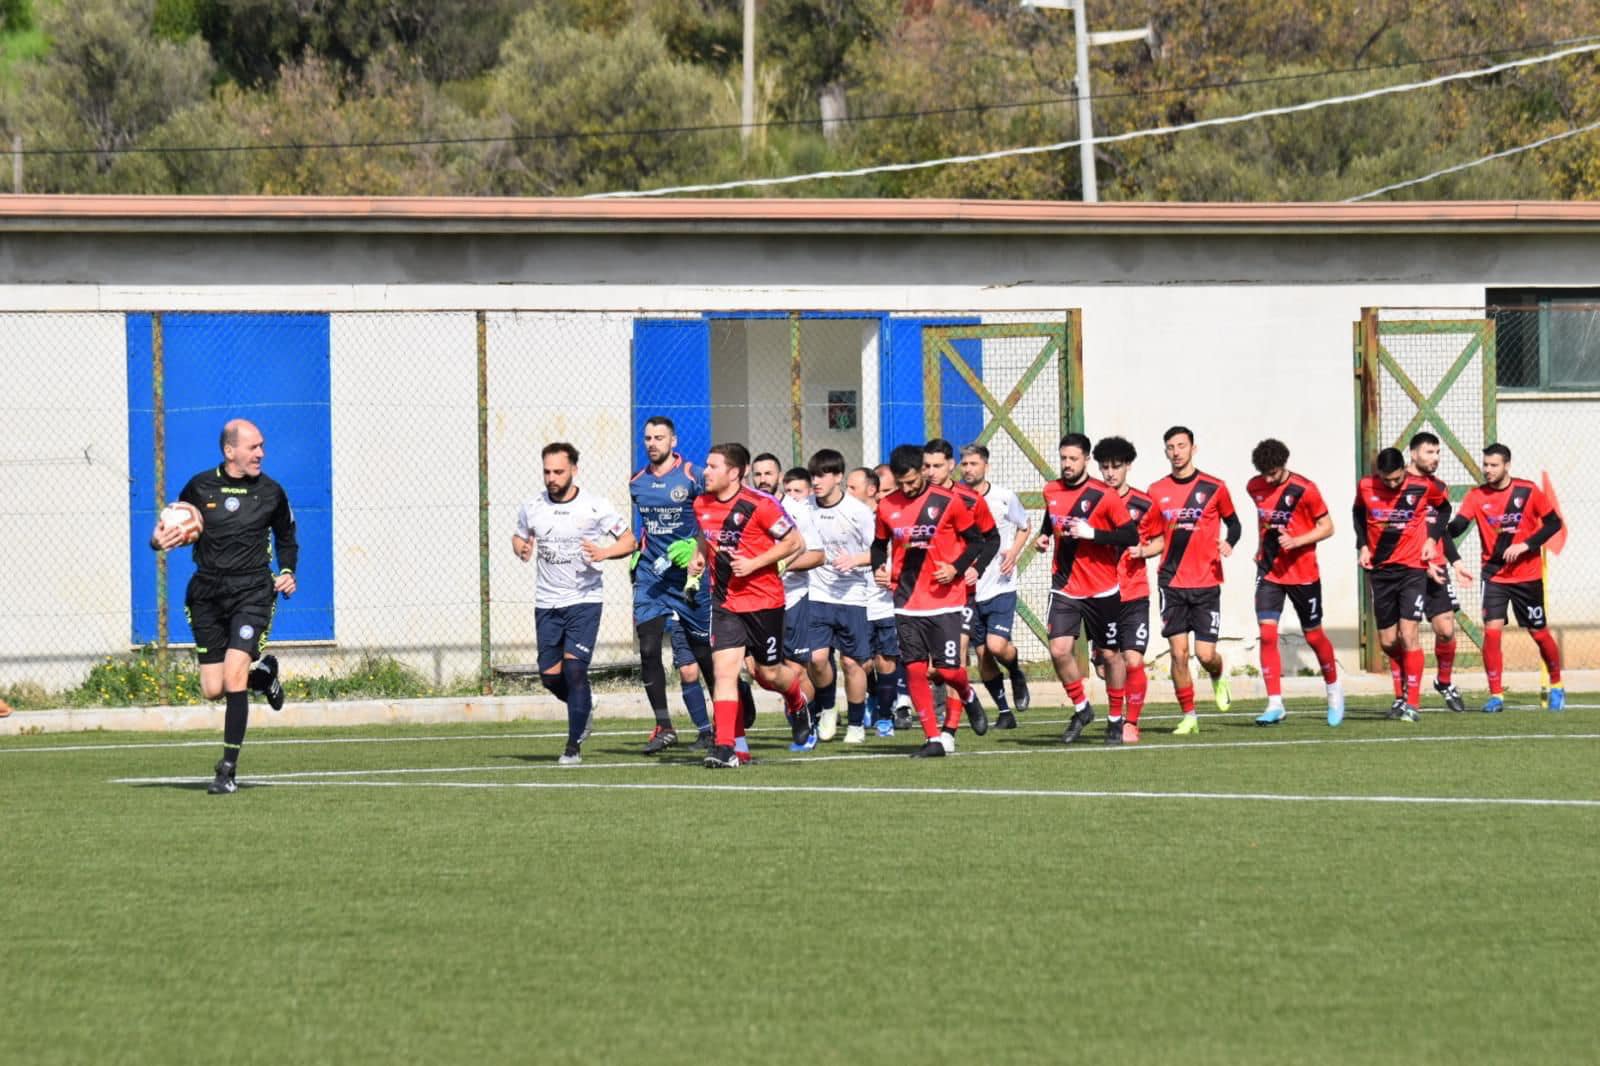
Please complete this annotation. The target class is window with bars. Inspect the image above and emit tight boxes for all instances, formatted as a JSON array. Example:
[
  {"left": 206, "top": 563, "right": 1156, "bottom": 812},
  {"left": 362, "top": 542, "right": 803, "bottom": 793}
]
[{"left": 1488, "top": 288, "right": 1600, "bottom": 391}]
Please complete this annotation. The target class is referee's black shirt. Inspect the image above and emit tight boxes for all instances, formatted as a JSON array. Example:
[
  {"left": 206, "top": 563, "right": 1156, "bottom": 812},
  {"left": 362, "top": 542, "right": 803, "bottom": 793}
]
[{"left": 178, "top": 467, "right": 299, "bottom": 579}]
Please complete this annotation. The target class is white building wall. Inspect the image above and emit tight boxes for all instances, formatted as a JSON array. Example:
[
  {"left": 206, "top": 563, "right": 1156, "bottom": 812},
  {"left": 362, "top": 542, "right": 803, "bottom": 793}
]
[{"left": 2, "top": 278, "right": 1596, "bottom": 693}]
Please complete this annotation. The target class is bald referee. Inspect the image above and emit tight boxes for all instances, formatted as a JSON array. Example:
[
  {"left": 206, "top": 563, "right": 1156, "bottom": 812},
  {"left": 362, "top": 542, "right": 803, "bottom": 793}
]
[{"left": 151, "top": 419, "right": 297, "bottom": 795}]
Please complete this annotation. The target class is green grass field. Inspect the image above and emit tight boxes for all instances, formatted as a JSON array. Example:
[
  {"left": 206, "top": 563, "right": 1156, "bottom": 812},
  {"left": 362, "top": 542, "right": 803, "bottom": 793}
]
[{"left": 4, "top": 693, "right": 1598, "bottom": 1065}]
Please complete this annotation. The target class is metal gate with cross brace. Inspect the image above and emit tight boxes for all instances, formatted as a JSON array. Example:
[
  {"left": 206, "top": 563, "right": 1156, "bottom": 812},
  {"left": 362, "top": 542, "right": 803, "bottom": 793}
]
[
  {"left": 1353, "top": 307, "right": 1498, "bottom": 671},
  {"left": 921, "top": 312, "right": 1083, "bottom": 652}
]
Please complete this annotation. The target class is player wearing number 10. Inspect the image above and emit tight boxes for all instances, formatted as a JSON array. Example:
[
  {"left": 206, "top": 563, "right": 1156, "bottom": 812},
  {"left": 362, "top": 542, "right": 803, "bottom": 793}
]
[{"left": 1445, "top": 442, "right": 1566, "bottom": 712}]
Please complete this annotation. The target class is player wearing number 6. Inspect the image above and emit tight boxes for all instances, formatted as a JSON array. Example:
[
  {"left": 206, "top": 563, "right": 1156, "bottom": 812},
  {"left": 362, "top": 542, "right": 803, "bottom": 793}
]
[
  {"left": 1246, "top": 439, "right": 1342, "bottom": 726},
  {"left": 1445, "top": 443, "right": 1566, "bottom": 712}
]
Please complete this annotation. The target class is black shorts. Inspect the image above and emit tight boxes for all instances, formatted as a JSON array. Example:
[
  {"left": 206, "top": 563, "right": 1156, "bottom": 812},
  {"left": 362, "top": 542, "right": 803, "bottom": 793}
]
[
  {"left": 896, "top": 612, "right": 964, "bottom": 669},
  {"left": 711, "top": 605, "right": 786, "bottom": 666},
  {"left": 1482, "top": 579, "right": 1548, "bottom": 630},
  {"left": 1255, "top": 578, "right": 1325, "bottom": 631},
  {"left": 959, "top": 591, "right": 977, "bottom": 637},
  {"left": 1048, "top": 592, "right": 1120, "bottom": 646},
  {"left": 1367, "top": 567, "right": 1427, "bottom": 631},
  {"left": 1424, "top": 575, "right": 1461, "bottom": 620},
  {"left": 185, "top": 572, "right": 276, "bottom": 665},
  {"left": 1158, "top": 585, "right": 1221, "bottom": 643},
  {"left": 1099, "top": 596, "right": 1150, "bottom": 655}
]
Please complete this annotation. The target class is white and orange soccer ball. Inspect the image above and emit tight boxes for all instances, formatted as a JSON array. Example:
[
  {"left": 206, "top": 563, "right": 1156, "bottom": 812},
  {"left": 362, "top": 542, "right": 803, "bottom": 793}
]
[{"left": 159, "top": 501, "right": 204, "bottom": 545}]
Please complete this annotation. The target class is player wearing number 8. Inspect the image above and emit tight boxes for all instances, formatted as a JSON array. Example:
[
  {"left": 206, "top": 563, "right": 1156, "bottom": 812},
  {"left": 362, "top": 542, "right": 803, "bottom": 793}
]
[
  {"left": 871, "top": 444, "right": 992, "bottom": 758},
  {"left": 1445, "top": 443, "right": 1566, "bottom": 712}
]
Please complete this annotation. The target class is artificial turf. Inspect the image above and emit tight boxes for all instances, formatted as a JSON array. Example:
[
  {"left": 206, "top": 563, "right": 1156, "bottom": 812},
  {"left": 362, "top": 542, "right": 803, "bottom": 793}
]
[{"left": 3, "top": 693, "right": 1596, "bottom": 1065}]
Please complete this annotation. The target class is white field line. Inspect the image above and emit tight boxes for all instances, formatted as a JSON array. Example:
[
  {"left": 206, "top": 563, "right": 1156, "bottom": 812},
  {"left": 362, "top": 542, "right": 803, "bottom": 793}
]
[
  {"left": 18, "top": 701, "right": 1596, "bottom": 755},
  {"left": 208, "top": 778, "right": 1600, "bottom": 808},
  {"left": 110, "top": 731, "right": 1600, "bottom": 787}
]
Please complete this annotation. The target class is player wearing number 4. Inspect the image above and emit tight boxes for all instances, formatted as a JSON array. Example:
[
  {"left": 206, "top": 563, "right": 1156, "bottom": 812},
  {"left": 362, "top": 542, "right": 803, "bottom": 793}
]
[
  {"left": 513, "top": 443, "right": 636, "bottom": 767},
  {"left": 1353, "top": 448, "right": 1450, "bottom": 723},
  {"left": 1246, "top": 439, "right": 1343, "bottom": 726},
  {"left": 1038, "top": 434, "right": 1138, "bottom": 745},
  {"left": 150, "top": 419, "right": 297, "bottom": 796},
  {"left": 1445, "top": 443, "right": 1565, "bottom": 712}
]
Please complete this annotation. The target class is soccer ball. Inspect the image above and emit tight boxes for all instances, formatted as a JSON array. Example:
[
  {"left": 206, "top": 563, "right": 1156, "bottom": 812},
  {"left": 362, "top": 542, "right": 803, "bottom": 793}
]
[{"left": 159, "top": 501, "right": 204, "bottom": 545}]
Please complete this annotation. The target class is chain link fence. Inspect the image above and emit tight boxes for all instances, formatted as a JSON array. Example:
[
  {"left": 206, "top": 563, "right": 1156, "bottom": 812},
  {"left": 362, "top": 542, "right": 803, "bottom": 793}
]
[
  {"left": 0, "top": 308, "right": 1080, "bottom": 707},
  {"left": 1359, "top": 306, "right": 1599, "bottom": 674}
]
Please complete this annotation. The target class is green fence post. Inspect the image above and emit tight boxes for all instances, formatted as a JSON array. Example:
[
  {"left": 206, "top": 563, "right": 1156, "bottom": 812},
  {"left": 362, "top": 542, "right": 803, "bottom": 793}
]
[
  {"left": 477, "top": 311, "right": 493, "bottom": 696},
  {"left": 152, "top": 312, "right": 169, "bottom": 706}
]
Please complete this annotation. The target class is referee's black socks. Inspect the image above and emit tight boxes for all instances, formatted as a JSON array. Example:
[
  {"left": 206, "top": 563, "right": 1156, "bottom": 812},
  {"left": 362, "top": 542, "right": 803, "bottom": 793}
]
[{"left": 222, "top": 689, "right": 249, "bottom": 766}]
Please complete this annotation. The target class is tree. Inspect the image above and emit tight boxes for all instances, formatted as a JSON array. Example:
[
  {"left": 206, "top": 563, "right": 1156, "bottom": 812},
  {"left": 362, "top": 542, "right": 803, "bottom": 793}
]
[
  {"left": 4, "top": 0, "right": 214, "bottom": 190},
  {"left": 483, "top": 9, "right": 733, "bottom": 195}
]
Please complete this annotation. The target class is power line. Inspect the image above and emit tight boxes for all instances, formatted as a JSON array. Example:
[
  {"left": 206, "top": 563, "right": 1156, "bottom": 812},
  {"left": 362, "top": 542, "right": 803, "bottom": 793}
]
[
  {"left": 586, "top": 41, "right": 1600, "bottom": 199},
  {"left": 1346, "top": 117, "right": 1600, "bottom": 201},
  {"left": 12, "top": 34, "right": 1600, "bottom": 160}
]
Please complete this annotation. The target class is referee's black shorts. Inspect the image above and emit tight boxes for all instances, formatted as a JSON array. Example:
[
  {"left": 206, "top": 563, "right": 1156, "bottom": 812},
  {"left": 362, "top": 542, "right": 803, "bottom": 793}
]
[{"left": 185, "top": 572, "right": 275, "bottom": 665}]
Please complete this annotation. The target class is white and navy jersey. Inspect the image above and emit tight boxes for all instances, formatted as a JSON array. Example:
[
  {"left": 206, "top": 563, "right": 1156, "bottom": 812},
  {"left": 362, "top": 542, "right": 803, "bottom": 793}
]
[
  {"left": 808, "top": 492, "right": 877, "bottom": 607},
  {"left": 975, "top": 482, "right": 1028, "bottom": 602},
  {"left": 629, "top": 454, "right": 700, "bottom": 574},
  {"left": 515, "top": 488, "right": 629, "bottom": 608},
  {"left": 866, "top": 580, "right": 896, "bottom": 622},
  {"left": 782, "top": 496, "right": 821, "bottom": 609}
]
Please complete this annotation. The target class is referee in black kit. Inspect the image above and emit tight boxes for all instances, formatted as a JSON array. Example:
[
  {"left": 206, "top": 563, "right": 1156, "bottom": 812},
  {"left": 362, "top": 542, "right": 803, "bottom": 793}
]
[{"left": 151, "top": 419, "right": 298, "bottom": 795}]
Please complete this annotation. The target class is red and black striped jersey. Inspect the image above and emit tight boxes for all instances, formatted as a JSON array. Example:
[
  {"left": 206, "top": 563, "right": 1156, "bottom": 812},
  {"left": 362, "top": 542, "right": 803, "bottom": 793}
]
[
  {"left": 1040, "top": 476, "right": 1132, "bottom": 598},
  {"left": 1455, "top": 479, "right": 1555, "bottom": 584},
  {"left": 1142, "top": 471, "right": 1237, "bottom": 589},
  {"left": 875, "top": 484, "right": 975, "bottom": 615},
  {"left": 1246, "top": 471, "right": 1329, "bottom": 586},
  {"left": 1117, "top": 487, "right": 1155, "bottom": 601},
  {"left": 1352, "top": 474, "right": 1447, "bottom": 570},
  {"left": 693, "top": 486, "right": 794, "bottom": 612}
]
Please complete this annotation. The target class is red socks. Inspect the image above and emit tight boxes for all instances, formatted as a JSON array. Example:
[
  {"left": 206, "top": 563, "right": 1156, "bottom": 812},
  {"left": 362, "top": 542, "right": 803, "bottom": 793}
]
[
  {"left": 936, "top": 667, "right": 972, "bottom": 730},
  {"left": 1434, "top": 637, "right": 1456, "bottom": 685},
  {"left": 1404, "top": 648, "right": 1424, "bottom": 708},
  {"left": 1175, "top": 684, "right": 1195, "bottom": 713},
  {"left": 1064, "top": 679, "right": 1086, "bottom": 707},
  {"left": 1483, "top": 627, "right": 1504, "bottom": 695},
  {"left": 1259, "top": 622, "right": 1282, "bottom": 697},
  {"left": 1126, "top": 665, "right": 1147, "bottom": 724},
  {"left": 1304, "top": 626, "right": 1339, "bottom": 684},
  {"left": 1531, "top": 628, "right": 1562, "bottom": 683},
  {"left": 1107, "top": 688, "right": 1126, "bottom": 717},
  {"left": 713, "top": 699, "right": 739, "bottom": 747},
  {"left": 1388, "top": 653, "right": 1404, "bottom": 698},
  {"left": 904, "top": 661, "right": 940, "bottom": 738}
]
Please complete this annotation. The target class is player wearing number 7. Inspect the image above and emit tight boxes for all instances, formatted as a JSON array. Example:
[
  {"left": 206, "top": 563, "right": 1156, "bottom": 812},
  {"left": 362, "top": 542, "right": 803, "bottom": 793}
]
[
  {"left": 1245, "top": 439, "right": 1343, "bottom": 726},
  {"left": 1444, "top": 442, "right": 1565, "bottom": 712}
]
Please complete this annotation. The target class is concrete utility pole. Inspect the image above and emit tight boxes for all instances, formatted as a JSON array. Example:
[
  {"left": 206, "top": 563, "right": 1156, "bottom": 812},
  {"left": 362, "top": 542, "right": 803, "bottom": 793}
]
[
  {"left": 741, "top": 0, "right": 756, "bottom": 149},
  {"left": 1021, "top": 0, "right": 1153, "bottom": 203}
]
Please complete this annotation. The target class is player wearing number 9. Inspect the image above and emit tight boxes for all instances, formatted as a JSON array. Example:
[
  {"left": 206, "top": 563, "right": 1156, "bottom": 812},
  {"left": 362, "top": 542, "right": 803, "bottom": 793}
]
[{"left": 149, "top": 418, "right": 298, "bottom": 795}]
